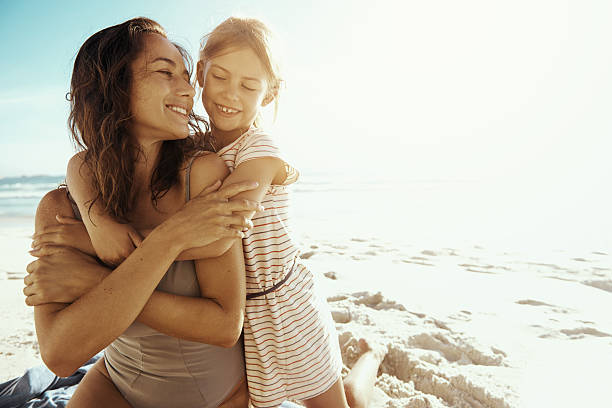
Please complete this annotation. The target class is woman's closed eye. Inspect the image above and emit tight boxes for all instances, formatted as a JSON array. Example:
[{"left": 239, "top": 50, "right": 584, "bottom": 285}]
[{"left": 158, "top": 70, "right": 173, "bottom": 77}]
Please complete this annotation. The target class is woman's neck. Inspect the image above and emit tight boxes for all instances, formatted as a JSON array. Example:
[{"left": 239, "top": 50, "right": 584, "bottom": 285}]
[{"left": 132, "top": 140, "right": 163, "bottom": 187}]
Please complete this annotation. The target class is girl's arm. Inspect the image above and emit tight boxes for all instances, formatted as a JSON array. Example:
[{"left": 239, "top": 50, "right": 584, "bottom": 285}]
[
  {"left": 66, "top": 153, "right": 142, "bottom": 266},
  {"left": 176, "top": 156, "right": 285, "bottom": 261},
  {"left": 31, "top": 179, "right": 260, "bottom": 377}
]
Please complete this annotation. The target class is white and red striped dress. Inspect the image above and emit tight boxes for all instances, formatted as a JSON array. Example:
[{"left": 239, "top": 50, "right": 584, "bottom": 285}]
[{"left": 217, "top": 127, "right": 342, "bottom": 407}]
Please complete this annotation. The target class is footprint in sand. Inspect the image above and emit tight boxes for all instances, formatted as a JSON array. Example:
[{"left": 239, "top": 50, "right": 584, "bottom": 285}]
[
  {"left": 323, "top": 271, "right": 338, "bottom": 280},
  {"left": 515, "top": 299, "right": 573, "bottom": 314},
  {"left": 560, "top": 327, "right": 612, "bottom": 339},
  {"left": 401, "top": 257, "right": 434, "bottom": 267},
  {"left": 582, "top": 279, "right": 612, "bottom": 293},
  {"left": 299, "top": 251, "right": 316, "bottom": 259}
]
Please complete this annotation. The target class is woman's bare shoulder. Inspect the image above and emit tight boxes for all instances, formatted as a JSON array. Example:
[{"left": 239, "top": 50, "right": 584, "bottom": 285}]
[{"left": 35, "top": 188, "right": 73, "bottom": 230}]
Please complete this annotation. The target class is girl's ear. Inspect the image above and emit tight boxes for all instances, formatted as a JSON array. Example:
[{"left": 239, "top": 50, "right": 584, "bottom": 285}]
[
  {"left": 196, "top": 60, "right": 205, "bottom": 87},
  {"left": 261, "top": 85, "right": 278, "bottom": 107}
]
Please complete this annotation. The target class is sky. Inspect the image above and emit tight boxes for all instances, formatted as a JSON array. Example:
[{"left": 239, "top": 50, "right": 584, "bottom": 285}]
[{"left": 1, "top": 1, "right": 611, "bottom": 196}]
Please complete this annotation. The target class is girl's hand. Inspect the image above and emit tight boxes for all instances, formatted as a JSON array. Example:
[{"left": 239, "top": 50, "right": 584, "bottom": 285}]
[
  {"left": 163, "top": 180, "right": 263, "bottom": 251},
  {"left": 88, "top": 221, "right": 143, "bottom": 267},
  {"left": 23, "top": 245, "right": 109, "bottom": 306},
  {"left": 30, "top": 215, "right": 96, "bottom": 257}
]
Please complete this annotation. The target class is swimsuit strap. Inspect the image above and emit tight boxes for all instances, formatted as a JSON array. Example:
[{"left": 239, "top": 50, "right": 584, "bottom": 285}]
[{"left": 185, "top": 152, "right": 206, "bottom": 202}]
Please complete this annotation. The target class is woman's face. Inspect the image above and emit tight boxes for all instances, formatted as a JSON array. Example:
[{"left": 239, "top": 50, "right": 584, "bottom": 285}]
[
  {"left": 198, "top": 47, "right": 272, "bottom": 140},
  {"left": 129, "top": 33, "right": 195, "bottom": 144}
]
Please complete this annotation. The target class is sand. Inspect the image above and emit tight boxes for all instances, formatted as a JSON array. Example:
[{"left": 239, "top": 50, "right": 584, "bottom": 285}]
[{"left": 1, "top": 216, "right": 611, "bottom": 407}]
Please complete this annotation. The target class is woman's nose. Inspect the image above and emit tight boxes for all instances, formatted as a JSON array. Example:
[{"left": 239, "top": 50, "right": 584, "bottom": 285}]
[{"left": 178, "top": 78, "right": 196, "bottom": 98}]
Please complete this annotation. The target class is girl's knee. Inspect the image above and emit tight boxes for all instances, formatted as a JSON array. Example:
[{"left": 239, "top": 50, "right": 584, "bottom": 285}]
[{"left": 343, "top": 381, "right": 365, "bottom": 408}]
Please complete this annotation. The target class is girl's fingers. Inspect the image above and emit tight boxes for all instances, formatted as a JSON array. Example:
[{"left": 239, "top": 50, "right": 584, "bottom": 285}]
[
  {"left": 56, "top": 214, "right": 82, "bottom": 225},
  {"left": 128, "top": 229, "right": 144, "bottom": 248},
  {"left": 23, "top": 284, "right": 34, "bottom": 297},
  {"left": 25, "top": 294, "right": 42, "bottom": 307},
  {"left": 31, "top": 232, "right": 60, "bottom": 248},
  {"left": 29, "top": 245, "right": 66, "bottom": 258},
  {"left": 31, "top": 226, "right": 60, "bottom": 240}
]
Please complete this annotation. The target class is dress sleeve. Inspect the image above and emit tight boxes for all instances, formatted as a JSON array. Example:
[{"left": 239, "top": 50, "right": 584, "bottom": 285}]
[{"left": 235, "top": 128, "right": 299, "bottom": 185}]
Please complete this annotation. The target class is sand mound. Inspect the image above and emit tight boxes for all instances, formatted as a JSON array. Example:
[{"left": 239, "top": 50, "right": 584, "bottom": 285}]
[{"left": 329, "top": 291, "right": 514, "bottom": 407}]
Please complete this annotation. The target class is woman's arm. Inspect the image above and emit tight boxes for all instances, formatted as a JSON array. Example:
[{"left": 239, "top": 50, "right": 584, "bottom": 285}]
[
  {"left": 32, "top": 189, "right": 182, "bottom": 376},
  {"left": 137, "top": 240, "right": 245, "bottom": 347},
  {"left": 31, "top": 182, "right": 259, "bottom": 377}
]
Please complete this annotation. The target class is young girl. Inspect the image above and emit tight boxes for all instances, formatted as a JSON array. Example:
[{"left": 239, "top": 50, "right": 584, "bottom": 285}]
[
  {"left": 194, "top": 17, "right": 387, "bottom": 408},
  {"left": 70, "top": 16, "right": 386, "bottom": 408}
]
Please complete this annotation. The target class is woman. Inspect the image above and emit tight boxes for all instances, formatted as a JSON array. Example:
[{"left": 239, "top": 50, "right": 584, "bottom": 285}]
[
  {"left": 26, "top": 16, "right": 388, "bottom": 408},
  {"left": 24, "top": 17, "right": 261, "bottom": 408}
]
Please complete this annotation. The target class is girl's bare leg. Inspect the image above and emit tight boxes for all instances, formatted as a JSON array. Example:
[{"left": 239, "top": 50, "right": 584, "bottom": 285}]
[
  {"left": 303, "top": 378, "right": 349, "bottom": 408},
  {"left": 342, "top": 339, "right": 387, "bottom": 408},
  {"left": 218, "top": 377, "right": 249, "bottom": 408},
  {"left": 303, "top": 339, "right": 387, "bottom": 408},
  {"left": 66, "top": 358, "right": 132, "bottom": 408}
]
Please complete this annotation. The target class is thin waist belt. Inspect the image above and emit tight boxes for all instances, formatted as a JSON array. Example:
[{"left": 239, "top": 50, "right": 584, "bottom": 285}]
[{"left": 246, "top": 258, "right": 297, "bottom": 300}]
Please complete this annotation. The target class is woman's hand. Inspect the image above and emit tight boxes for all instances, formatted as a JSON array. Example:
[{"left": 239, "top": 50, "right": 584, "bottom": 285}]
[
  {"left": 31, "top": 215, "right": 96, "bottom": 257},
  {"left": 161, "top": 180, "right": 263, "bottom": 252},
  {"left": 24, "top": 245, "right": 109, "bottom": 306}
]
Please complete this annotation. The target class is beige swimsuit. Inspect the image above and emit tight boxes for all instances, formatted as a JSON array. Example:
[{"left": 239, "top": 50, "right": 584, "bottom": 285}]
[{"left": 68, "top": 158, "right": 245, "bottom": 408}]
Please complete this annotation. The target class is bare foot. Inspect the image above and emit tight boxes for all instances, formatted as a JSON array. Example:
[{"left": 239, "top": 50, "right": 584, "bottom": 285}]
[{"left": 358, "top": 338, "right": 387, "bottom": 363}]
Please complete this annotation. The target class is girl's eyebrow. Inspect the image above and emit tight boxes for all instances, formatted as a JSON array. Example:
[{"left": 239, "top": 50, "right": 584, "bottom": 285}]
[{"left": 210, "top": 63, "right": 262, "bottom": 82}]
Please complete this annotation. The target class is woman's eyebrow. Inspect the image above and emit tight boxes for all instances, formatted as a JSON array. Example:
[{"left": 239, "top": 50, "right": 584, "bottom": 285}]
[
  {"left": 151, "top": 57, "right": 176, "bottom": 66},
  {"left": 151, "top": 57, "right": 189, "bottom": 77}
]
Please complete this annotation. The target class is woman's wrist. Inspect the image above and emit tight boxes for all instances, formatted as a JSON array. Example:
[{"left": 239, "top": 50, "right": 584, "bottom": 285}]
[{"left": 145, "top": 219, "right": 185, "bottom": 256}]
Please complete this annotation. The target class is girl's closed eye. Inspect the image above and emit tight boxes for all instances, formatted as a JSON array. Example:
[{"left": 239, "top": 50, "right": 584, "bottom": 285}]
[
  {"left": 242, "top": 84, "right": 256, "bottom": 91},
  {"left": 212, "top": 74, "right": 226, "bottom": 80}
]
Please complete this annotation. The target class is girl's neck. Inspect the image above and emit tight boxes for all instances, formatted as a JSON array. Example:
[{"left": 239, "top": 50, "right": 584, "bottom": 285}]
[{"left": 210, "top": 124, "right": 252, "bottom": 151}]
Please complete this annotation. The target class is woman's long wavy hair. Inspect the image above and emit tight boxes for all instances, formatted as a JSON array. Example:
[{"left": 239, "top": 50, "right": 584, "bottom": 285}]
[{"left": 68, "top": 17, "right": 207, "bottom": 221}]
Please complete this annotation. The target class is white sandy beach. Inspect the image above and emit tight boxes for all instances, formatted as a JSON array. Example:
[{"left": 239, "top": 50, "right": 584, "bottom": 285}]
[{"left": 1, "top": 209, "right": 611, "bottom": 407}]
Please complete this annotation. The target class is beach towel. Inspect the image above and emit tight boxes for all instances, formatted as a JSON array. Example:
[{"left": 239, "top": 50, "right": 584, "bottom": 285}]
[{"left": 0, "top": 353, "right": 102, "bottom": 408}]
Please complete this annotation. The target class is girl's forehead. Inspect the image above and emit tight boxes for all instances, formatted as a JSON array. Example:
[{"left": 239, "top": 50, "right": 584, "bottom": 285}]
[{"left": 207, "top": 47, "right": 267, "bottom": 78}]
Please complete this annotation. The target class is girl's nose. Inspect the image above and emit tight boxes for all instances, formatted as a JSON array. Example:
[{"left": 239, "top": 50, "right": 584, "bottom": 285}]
[{"left": 222, "top": 81, "right": 240, "bottom": 101}]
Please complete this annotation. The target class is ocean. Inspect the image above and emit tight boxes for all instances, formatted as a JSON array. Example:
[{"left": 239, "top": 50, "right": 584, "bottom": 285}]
[{"left": 1, "top": 172, "right": 610, "bottom": 254}]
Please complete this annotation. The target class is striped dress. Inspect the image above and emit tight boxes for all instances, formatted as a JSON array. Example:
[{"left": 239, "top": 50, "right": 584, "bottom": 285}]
[{"left": 217, "top": 127, "right": 343, "bottom": 407}]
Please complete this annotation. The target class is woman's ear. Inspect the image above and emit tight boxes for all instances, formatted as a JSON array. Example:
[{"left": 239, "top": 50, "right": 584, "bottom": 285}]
[{"left": 196, "top": 60, "right": 204, "bottom": 87}]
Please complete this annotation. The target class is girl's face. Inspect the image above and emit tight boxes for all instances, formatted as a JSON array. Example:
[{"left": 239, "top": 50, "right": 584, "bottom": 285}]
[
  {"left": 129, "top": 33, "right": 195, "bottom": 145},
  {"left": 198, "top": 47, "right": 273, "bottom": 141}
]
